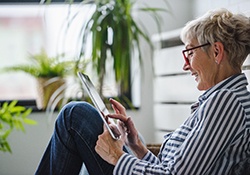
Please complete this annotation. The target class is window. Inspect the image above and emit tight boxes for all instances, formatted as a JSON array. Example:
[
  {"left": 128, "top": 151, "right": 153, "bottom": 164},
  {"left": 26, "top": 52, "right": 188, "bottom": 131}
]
[
  {"left": 0, "top": 4, "right": 94, "bottom": 106},
  {"left": 0, "top": 3, "right": 140, "bottom": 109},
  {"left": 0, "top": 5, "right": 44, "bottom": 101}
]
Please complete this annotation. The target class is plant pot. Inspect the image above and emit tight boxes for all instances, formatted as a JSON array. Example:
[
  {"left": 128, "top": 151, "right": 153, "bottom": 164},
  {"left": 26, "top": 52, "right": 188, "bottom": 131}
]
[{"left": 36, "top": 77, "right": 66, "bottom": 110}]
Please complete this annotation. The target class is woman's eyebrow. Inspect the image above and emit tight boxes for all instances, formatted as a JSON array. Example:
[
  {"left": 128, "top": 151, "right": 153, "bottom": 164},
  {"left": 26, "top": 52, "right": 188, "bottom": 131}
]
[{"left": 185, "top": 44, "right": 193, "bottom": 49}]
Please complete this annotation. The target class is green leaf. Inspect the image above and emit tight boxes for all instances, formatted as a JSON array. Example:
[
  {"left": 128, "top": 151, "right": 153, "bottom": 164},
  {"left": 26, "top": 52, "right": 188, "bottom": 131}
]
[
  {"left": 21, "top": 108, "right": 32, "bottom": 118},
  {"left": 9, "top": 106, "right": 26, "bottom": 113},
  {"left": 23, "top": 118, "right": 37, "bottom": 125},
  {"left": 0, "top": 100, "right": 36, "bottom": 153},
  {"left": 0, "top": 129, "right": 12, "bottom": 139},
  {"left": 0, "top": 140, "right": 12, "bottom": 153}
]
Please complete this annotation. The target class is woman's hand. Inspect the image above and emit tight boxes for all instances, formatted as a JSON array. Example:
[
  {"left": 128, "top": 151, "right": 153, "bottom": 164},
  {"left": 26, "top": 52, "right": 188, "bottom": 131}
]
[
  {"left": 108, "top": 98, "right": 148, "bottom": 159},
  {"left": 95, "top": 98, "right": 148, "bottom": 164},
  {"left": 95, "top": 127, "right": 125, "bottom": 165}
]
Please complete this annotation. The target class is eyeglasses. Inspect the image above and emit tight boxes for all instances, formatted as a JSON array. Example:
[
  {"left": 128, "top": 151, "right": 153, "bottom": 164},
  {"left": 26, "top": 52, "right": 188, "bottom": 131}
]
[{"left": 182, "top": 43, "right": 210, "bottom": 65}]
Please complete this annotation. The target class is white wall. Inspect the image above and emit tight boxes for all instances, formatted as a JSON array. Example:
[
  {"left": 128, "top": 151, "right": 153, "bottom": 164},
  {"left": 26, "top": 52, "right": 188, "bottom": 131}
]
[
  {"left": 0, "top": 113, "right": 57, "bottom": 175},
  {"left": 192, "top": 0, "right": 250, "bottom": 17},
  {"left": 1, "top": 0, "right": 250, "bottom": 175}
]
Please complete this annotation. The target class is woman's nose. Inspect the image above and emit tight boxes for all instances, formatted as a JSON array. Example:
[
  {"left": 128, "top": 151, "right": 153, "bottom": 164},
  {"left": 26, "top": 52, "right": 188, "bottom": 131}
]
[{"left": 183, "top": 62, "right": 190, "bottom": 71}]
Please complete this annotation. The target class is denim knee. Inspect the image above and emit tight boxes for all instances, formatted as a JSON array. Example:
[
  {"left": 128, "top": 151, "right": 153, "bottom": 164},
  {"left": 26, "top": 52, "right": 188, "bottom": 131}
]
[
  {"left": 61, "top": 101, "right": 94, "bottom": 112},
  {"left": 60, "top": 101, "right": 96, "bottom": 117},
  {"left": 56, "top": 101, "right": 97, "bottom": 129},
  {"left": 62, "top": 100, "right": 101, "bottom": 121}
]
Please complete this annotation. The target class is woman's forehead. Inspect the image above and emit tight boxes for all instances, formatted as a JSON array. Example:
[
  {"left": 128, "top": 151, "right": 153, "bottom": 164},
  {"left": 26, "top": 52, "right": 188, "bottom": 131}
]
[{"left": 184, "top": 38, "right": 198, "bottom": 48}]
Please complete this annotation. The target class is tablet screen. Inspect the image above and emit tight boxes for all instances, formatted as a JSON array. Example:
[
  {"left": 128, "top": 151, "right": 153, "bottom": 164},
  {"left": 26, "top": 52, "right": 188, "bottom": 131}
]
[{"left": 77, "top": 72, "right": 120, "bottom": 140}]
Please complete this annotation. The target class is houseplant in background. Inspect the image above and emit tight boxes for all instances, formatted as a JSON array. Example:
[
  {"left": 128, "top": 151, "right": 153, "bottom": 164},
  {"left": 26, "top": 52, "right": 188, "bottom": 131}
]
[
  {"left": 0, "top": 100, "right": 37, "bottom": 153},
  {"left": 57, "top": 0, "right": 170, "bottom": 107},
  {"left": 2, "top": 49, "right": 79, "bottom": 110}
]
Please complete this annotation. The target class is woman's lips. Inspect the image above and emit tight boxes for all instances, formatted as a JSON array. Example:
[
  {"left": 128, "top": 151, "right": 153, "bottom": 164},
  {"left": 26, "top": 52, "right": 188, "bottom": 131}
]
[{"left": 192, "top": 72, "right": 198, "bottom": 81}]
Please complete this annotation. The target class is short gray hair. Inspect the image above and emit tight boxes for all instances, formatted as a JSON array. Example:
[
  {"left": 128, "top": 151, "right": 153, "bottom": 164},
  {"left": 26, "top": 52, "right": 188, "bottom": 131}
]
[{"left": 181, "top": 8, "right": 250, "bottom": 69}]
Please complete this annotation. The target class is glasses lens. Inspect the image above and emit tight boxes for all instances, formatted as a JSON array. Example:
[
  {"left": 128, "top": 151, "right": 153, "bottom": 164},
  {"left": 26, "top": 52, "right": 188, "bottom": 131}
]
[{"left": 183, "top": 51, "right": 190, "bottom": 65}]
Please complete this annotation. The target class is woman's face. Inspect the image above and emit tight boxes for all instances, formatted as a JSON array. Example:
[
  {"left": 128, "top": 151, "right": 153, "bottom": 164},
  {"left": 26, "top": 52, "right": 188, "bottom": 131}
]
[{"left": 182, "top": 39, "right": 218, "bottom": 91}]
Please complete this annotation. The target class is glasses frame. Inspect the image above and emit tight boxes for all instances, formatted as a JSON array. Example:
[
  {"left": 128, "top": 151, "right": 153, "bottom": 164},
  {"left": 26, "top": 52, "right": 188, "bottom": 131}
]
[{"left": 182, "top": 43, "right": 210, "bottom": 65}]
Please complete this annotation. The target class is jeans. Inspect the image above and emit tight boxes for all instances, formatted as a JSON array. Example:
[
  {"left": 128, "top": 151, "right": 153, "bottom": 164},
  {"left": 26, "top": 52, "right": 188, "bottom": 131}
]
[{"left": 35, "top": 101, "right": 123, "bottom": 175}]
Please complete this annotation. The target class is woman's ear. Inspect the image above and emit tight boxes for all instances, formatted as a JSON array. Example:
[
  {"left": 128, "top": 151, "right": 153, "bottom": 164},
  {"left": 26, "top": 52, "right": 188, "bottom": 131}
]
[{"left": 213, "top": 42, "right": 224, "bottom": 64}]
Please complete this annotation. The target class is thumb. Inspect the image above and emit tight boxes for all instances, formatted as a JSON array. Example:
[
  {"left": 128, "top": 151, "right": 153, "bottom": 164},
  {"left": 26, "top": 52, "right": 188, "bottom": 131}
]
[
  {"left": 103, "top": 123, "right": 108, "bottom": 131},
  {"left": 125, "top": 117, "right": 137, "bottom": 135}
]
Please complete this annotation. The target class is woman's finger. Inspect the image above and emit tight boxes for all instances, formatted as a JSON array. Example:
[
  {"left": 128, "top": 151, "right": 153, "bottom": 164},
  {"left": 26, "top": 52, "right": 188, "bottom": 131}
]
[
  {"left": 125, "top": 117, "right": 137, "bottom": 136},
  {"left": 109, "top": 98, "right": 126, "bottom": 116},
  {"left": 107, "top": 113, "right": 128, "bottom": 123}
]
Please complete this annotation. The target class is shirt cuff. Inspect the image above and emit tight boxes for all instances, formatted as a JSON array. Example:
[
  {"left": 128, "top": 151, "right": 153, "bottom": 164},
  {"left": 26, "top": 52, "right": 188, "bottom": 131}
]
[
  {"left": 113, "top": 151, "right": 159, "bottom": 175},
  {"left": 141, "top": 150, "right": 160, "bottom": 164},
  {"left": 113, "top": 153, "right": 139, "bottom": 175}
]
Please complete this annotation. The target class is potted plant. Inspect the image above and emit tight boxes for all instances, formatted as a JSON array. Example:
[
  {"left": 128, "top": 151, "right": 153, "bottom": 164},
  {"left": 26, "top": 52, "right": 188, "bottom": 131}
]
[
  {"left": 0, "top": 100, "right": 36, "bottom": 153},
  {"left": 59, "top": 0, "right": 169, "bottom": 106},
  {"left": 2, "top": 49, "right": 77, "bottom": 110}
]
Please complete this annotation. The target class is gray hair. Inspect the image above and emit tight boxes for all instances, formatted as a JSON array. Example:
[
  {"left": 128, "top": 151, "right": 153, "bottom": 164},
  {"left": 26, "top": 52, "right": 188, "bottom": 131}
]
[{"left": 181, "top": 8, "right": 250, "bottom": 69}]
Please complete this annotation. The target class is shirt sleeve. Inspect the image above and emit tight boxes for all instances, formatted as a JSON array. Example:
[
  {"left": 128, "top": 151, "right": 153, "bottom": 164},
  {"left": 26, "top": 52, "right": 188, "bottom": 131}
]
[{"left": 113, "top": 90, "right": 246, "bottom": 174}]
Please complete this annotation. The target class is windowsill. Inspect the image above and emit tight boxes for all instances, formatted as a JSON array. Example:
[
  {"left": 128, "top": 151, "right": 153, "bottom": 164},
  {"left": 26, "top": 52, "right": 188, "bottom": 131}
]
[
  {"left": 0, "top": 99, "right": 41, "bottom": 112},
  {"left": 0, "top": 98, "right": 139, "bottom": 113}
]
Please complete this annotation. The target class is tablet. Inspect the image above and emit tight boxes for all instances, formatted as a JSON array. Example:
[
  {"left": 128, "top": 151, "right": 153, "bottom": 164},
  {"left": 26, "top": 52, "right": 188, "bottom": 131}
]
[{"left": 77, "top": 72, "right": 120, "bottom": 140}]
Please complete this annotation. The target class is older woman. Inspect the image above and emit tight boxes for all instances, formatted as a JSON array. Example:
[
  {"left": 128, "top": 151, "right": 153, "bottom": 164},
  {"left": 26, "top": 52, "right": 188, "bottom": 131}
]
[{"left": 36, "top": 8, "right": 250, "bottom": 175}]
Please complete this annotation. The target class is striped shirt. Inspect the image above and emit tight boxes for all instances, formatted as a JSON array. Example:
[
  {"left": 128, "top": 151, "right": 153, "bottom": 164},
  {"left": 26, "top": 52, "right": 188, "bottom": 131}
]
[{"left": 113, "top": 73, "right": 250, "bottom": 175}]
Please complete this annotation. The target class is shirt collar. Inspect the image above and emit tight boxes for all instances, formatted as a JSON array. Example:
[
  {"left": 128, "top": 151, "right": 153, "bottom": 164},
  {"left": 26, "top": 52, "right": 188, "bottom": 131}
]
[{"left": 199, "top": 73, "right": 248, "bottom": 103}]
